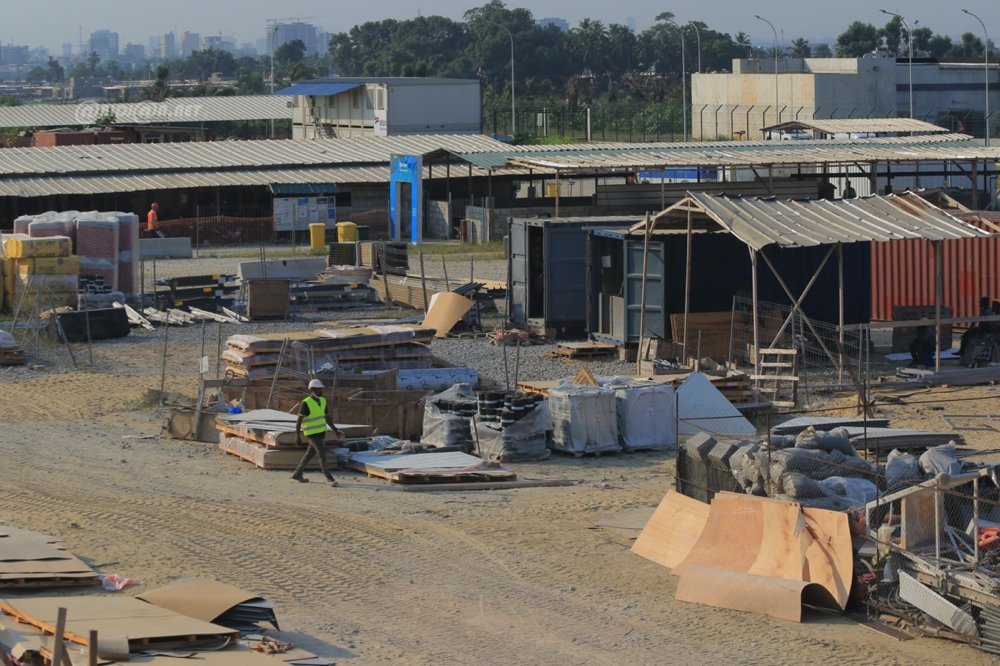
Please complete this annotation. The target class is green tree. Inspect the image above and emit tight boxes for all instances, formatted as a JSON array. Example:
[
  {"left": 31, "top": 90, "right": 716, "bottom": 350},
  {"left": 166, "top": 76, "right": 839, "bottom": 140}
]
[
  {"left": 144, "top": 65, "right": 170, "bottom": 101},
  {"left": 0, "top": 96, "right": 19, "bottom": 106},
  {"left": 948, "top": 32, "right": 985, "bottom": 58},
  {"left": 790, "top": 37, "right": 811, "bottom": 58},
  {"left": 879, "top": 16, "right": 904, "bottom": 55},
  {"left": 47, "top": 57, "right": 64, "bottom": 82},
  {"left": 87, "top": 50, "right": 100, "bottom": 75},
  {"left": 835, "top": 21, "right": 880, "bottom": 57},
  {"left": 274, "top": 39, "right": 307, "bottom": 66},
  {"left": 813, "top": 43, "right": 833, "bottom": 57}
]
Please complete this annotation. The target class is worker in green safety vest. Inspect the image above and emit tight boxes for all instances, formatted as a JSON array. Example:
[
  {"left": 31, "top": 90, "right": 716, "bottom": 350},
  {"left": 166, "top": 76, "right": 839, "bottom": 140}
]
[{"left": 293, "top": 378, "right": 343, "bottom": 485}]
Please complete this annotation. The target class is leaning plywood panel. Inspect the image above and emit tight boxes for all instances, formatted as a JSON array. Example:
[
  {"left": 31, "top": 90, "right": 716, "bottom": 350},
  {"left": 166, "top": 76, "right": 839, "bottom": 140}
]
[
  {"left": 631, "top": 491, "right": 710, "bottom": 570},
  {"left": 673, "top": 492, "right": 853, "bottom": 610},
  {"left": 676, "top": 566, "right": 839, "bottom": 622}
]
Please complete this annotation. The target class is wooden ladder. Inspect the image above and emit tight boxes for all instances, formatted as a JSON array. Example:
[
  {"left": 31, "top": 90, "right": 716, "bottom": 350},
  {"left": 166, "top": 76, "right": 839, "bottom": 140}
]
[{"left": 751, "top": 347, "right": 799, "bottom": 409}]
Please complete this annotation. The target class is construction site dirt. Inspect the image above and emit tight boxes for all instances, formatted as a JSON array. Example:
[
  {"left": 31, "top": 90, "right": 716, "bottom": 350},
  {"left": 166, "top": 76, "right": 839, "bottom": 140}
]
[{"left": 0, "top": 252, "right": 998, "bottom": 665}]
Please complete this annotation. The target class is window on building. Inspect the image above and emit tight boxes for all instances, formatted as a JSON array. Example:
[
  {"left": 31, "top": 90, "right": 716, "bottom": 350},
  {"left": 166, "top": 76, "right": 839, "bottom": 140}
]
[
  {"left": 334, "top": 192, "right": 352, "bottom": 207},
  {"left": 352, "top": 88, "right": 361, "bottom": 109},
  {"left": 376, "top": 88, "right": 385, "bottom": 111}
]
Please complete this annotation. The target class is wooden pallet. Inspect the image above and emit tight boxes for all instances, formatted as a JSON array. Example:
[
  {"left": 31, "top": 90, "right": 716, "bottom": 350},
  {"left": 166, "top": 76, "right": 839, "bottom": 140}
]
[{"left": 549, "top": 341, "right": 617, "bottom": 360}]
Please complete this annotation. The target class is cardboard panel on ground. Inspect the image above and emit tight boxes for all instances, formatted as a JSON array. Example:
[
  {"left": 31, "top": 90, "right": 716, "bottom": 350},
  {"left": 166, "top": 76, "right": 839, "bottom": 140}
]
[
  {"left": 0, "top": 596, "right": 239, "bottom": 658},
  {"left": 0, "top": 528, "right": 99, "bottom": 590}
]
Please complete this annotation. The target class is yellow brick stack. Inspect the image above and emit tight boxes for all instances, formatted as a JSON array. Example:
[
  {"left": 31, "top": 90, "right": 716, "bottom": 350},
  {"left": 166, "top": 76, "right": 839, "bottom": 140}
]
[{"left": 1, "top": 234, "right": 79, "bottom": 313}]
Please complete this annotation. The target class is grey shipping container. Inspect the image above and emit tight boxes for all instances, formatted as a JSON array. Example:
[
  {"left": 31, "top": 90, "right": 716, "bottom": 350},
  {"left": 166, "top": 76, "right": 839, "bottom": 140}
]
[{"left": 508, "top": 217, "right": 638, "bottom": 336}]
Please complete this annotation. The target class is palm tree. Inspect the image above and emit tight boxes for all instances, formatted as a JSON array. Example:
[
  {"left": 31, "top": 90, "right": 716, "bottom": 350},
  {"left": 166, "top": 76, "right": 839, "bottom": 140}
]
[{"left": 790, "top": 38, "right": 811, "bottom": 58}]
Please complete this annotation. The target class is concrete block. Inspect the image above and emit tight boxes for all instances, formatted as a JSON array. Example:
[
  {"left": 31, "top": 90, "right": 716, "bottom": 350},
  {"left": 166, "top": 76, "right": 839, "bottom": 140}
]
[
  {"left": 238, "top": 257, "right": 326, "bottom": 281},
  {"left": 707, "top": 440, "right": 739, "bottom": 468},
  {"left": 684, "top": 432, "right": 716, "bottom": 462},
  {"left": 139, "top": 237, "right": 193, "bottom": 259}
]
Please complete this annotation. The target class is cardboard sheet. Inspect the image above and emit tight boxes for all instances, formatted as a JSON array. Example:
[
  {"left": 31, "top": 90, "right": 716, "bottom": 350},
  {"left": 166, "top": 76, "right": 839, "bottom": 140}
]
[
  {"left": 0, "top": 596, "right": 239, "bottom": 658},
  {"left": 0, "top": 527, "right": 99, "bottom": 588},
  {"left": 421, "top": 292, "right": 473, "bottom": 337},
  {"left": 630, "top": 491, "right": 711, "bottom": 570},
  {"left": 138, "top": 579, "right": 267, "bottom": 624}
]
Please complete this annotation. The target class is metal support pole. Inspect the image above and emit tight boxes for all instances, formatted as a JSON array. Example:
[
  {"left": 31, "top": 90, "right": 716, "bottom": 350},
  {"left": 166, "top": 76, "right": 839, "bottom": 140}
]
[
  {"left": 750, "top": 247, "right": 760, "bottom": 378},
  {"left": 682, "top": 208, "right": 693, "bottom": 361},
  {"left": 837, "top": 243, "right": 845, "bottom": 384},
  {"left": 934, "top": 240, "right": 943, "bottom": 372},
  {"left": 637, "top": 212, "right": 652, "bottom": 376}
]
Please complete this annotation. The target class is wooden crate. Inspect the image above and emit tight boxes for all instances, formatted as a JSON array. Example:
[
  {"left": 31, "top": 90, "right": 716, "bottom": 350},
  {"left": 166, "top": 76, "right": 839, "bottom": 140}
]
[{"left": 246, "top": 279, "right": 291, "bottom": 320}]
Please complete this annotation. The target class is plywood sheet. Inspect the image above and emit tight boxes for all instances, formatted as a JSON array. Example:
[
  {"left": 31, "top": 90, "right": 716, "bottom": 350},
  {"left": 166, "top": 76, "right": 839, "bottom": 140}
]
[
  {"left": 631, "top": 491, "right": 710, "bottom": 570},
  {"left": 676, "top": 565, "right": 836, "bottom": 623},
  {"left": 674, "top": 493, "right": 853, "bottom": 610},
  {"left": 422, "top": 292, "right": 473, "bottom": 337}
]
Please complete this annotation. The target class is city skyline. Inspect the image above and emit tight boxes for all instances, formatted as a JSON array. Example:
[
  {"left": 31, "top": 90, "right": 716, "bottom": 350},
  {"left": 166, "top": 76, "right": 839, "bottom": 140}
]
[{"left": 5, "top": 0, "right": 1000, "bottom": 55}]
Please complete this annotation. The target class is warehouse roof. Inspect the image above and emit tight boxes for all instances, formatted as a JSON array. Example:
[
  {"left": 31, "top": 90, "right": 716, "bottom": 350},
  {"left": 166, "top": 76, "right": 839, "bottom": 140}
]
[
  {"left": 630, "top": 192, "right": 991, "bottom": 251},
  {"left": 762, "top": 118, "right": 949, "bottom": 136},
  {"left": 0, "top": 96, "right": 294, "bottom": 129}
]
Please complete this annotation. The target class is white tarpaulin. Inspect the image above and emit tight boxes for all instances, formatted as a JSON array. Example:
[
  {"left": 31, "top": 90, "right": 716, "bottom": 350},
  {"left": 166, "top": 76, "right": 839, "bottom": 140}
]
[{"left": 677, "top": 373, "right": 755, "bottom": 438}]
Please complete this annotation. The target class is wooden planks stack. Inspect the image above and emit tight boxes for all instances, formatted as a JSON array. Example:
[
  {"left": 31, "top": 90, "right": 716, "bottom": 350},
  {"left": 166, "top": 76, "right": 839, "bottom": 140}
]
[
  {"left": 222, "top": 325, "right": 437, "bottom": 379},
  {"left": 669, "top": 312, "right": 732, "bottom": 361},
  {"left": 549, "top": 341, "right": 617, "bottom": 360}
]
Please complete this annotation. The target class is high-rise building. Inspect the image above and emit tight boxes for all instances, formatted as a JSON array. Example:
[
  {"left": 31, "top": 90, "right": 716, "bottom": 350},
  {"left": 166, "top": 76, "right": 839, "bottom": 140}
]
[
  {"left": 180, "top": 31, "right": 201, "bottom": 57},
  {"left": 538, "top": 17, "right": 570, "bottom": 32},
  {"left": 89, "top": 29, "right": 119, "bottom": 62},
  {"left": 266, "top": 21, "right": 321, "bottom": 56},
  {"left": 202, "top": 34, "right": 236, "bottom": 53},
  {"left": 0, "top": 44, "right": 31, "bottom": 65},
  {"left": 122, "top": 43, "right": 146, "bottom": 63},
  {"left": 159, "top": 32, "right": 177, "bottom": 60}
]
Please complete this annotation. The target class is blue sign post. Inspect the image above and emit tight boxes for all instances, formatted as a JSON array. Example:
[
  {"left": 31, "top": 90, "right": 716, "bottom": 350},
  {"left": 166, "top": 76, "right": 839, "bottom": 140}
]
[{"left": 389, "top": 154, "right": 423, "bottom": 244}]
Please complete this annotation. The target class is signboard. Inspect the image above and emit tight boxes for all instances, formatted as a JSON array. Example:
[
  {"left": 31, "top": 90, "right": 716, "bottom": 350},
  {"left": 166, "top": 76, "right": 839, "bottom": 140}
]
[
  {"left": 273, "top": 196, "right": 337, "bottom": 232},
  {"left": 389, "top": 154, "right": 423, "bottom": 244}
]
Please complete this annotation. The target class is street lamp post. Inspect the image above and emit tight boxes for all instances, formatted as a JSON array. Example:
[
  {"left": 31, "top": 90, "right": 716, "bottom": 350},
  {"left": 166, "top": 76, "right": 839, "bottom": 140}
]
[
  {"left": 754, "top": 15, "right": 779, "bottom": 128},
  {"left": 689, "top": 21, "right": 702, "bottom": 73},
  {"left": 963, "top": 9, "right": 990, "bottom": 146},
  {"left": 667, "top": 19, "right": 688, "bottom": 141},
  {"left": 881, "top": 9, "right": 913, "bottom": 119},
  {"left": 494, "top": 24, "right": 516, "bottom": 137},
  {"left": 267, "top": 20, "right": 279, "bottom": 138}
]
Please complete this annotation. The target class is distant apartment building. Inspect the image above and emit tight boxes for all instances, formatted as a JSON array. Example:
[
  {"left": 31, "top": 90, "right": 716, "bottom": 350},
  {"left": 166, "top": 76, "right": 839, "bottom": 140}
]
[
  {"left": 159, "top": 32, "right": 177, "bottom": 60},
  {"left": 267, "top": 21, "right": 321, "bottom": 55},
  {"left": 122, "top": 43, "right": 146, "bottom": 64},
  {"left": 538, "top": 17, "right": 570, "bottom": 32},
  {"left": 0, "top": 44, "right": 31, "bottom": 66},
  {"left": 202, "top": 35, "right": 236, "bottom": 53},
  {"left": 180, "top": 32, "right": 201, "bottom": 57},
  {"left": 89, "top": 30, "right": 119, "bottom": 62}
]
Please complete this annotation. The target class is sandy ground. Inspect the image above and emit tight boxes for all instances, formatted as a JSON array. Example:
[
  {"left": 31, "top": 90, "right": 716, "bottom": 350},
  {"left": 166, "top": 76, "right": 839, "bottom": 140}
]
[{"left": 2, "top": 262, "right": 1000, "bottom": 663}]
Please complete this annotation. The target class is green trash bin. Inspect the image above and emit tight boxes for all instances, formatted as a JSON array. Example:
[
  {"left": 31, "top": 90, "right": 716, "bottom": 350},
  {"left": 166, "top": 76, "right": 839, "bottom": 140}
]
[{"left": 355, "top": 225, "right": 371, "bottom": 241}]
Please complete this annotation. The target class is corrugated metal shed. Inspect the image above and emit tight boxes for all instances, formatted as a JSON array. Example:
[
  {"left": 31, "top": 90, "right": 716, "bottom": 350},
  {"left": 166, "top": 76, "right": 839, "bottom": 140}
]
[
  {"left": 0, "top": 96, "right": 294, "bottom": 129},
  {"left": 632, "top": 192, "right": 991, "bottom": 251},
  {"left": 762, "top": 118, "right": 949, "bottom": 135}
]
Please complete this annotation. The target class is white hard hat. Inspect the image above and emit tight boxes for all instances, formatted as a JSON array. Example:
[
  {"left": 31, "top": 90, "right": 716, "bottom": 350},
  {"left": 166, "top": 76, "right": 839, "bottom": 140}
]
[{"left": 308, "top": 379, "right": 324, "bottom": 389}]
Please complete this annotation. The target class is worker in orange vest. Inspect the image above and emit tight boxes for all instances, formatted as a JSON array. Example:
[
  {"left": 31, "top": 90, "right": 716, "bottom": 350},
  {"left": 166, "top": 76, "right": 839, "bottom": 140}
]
[{"left": 146, "top": 202, "right": 160, "bottom": 238}]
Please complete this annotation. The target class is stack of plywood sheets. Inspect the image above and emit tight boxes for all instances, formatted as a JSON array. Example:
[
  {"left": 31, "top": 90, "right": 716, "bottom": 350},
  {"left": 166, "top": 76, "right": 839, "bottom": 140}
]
[
  {"left": 0, "top": 527, "right": 99, "bottom": 590},
  {"left": 216, "top": 409, "right": 371, "bottom": 471},
  {"left": 632, "top": 491, "right": 852, "bottom": 622},
  {"left": 223, "top": 324, "right": 436, "bottom": 379}
]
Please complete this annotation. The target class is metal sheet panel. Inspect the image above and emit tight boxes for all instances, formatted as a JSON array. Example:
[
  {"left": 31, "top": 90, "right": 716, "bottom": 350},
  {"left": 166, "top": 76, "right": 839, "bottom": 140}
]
[
  {"left": 508, "top": 220, "right": 529, "bottom": 327},
  {"left": 543, "top": 225, "right": 590, "bottom": 326},
  {"left": 624, "top": 238, "right": 664, "bottom": 342},
  {"left": 870, "top": 234, "right": 1000, "bottom": 321}
]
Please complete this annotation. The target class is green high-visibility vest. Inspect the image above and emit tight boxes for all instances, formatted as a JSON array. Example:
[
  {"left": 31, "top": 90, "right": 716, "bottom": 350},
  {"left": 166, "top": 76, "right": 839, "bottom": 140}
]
[{"left": 301, "top": 395, "right": 327, "bottom": 436}]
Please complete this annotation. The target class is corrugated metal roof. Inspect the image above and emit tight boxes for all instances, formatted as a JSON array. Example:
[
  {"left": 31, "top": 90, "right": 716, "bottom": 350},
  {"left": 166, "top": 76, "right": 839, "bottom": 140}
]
[
  {"left": 275, "top": 82, "right": 363, "bottom": 96},
  {"left": 504, "top": 135, "right": 994, "bottom": 171},
  {"left": 762, "top": 118, "right": 949, "bottom": 135},
  {"left": 0, "top": 134, "right": 509, "bottom": 176},
  {"left": 0, "top": 96, "right": 294, "bottom": 129},
  {"left": 631, "top": 192, "right": 991, "bottom": 250}
]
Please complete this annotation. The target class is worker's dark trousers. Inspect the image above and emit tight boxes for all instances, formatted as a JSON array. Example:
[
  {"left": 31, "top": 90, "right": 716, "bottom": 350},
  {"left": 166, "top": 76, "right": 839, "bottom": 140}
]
[{"left": 292, "top": 434, "right": 332, "bottom": 478}]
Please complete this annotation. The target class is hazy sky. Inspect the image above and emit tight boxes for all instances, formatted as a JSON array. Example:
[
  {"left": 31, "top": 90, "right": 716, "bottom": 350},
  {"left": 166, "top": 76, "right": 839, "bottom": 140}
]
[{"left": 7, "top": 0, "right": 1000, "bottom": 51}]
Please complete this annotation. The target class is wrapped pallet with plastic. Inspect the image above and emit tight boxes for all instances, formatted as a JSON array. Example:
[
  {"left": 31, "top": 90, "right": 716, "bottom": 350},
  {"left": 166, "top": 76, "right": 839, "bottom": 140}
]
[{"left": 2, "top": 233, "right": 79, "bottom": 312}]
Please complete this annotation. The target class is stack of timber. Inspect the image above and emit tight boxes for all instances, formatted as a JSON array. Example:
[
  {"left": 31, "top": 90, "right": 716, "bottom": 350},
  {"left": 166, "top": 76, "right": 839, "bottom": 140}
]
[
  {"left": 668, "top": 312, "right": 732, "bottom": 361},
  {"left": 549, "top": 341, "right": 617, "bottom": 360},
  {"left": 216, "top": 409, "right": 371, "bottom": 470},
  {"left": 0, "top": 527, "right": 99, "bottom": 590},
  {"left": 221, "top": 325, "right": 437, "bottom": 379},
  {"left": 371, "top": 273, "right": 506, "bottom": 311}
]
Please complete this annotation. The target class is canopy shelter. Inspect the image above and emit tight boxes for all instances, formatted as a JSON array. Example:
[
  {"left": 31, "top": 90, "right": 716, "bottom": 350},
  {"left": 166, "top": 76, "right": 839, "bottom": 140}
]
[
  {"left": 761, "top": 118, "right": 949, "bottom": 139},
  {"left": 629, "top": 192, "right": 993, "bottom": 388}
]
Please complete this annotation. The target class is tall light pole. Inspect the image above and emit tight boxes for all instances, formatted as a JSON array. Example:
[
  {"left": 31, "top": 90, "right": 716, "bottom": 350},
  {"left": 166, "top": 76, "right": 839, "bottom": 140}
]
[
  {"left": 754, "top": 15, "right": 779, "bottom": 128},
  {"left": 689, "top": 21, "right": 702, "bottom": 73},
  {"left": 267, "top": 20, "right": 280, "bottom": 138},
  {"left": 963, "top": 9, "right": 990, "bottom": 146},
  {"left": 492, "top": 23, "right": 516, "bottom": 137},
  {"left": 881, "top": 9, "right": 913, "bottom": 119},
  {"left": 666, "top": 18, "right": 688, "bottom": 141}
]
